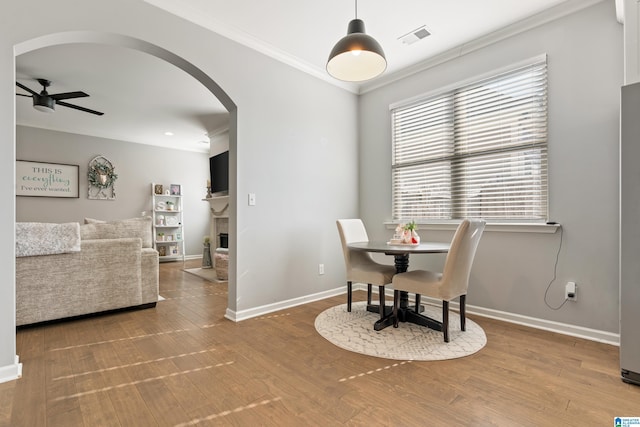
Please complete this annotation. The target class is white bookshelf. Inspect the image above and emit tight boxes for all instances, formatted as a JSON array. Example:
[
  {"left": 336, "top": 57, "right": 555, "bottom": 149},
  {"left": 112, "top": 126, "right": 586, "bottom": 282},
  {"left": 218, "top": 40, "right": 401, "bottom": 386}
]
[{"left": 151, "top": 183, "right": 185, "bottom": 262}]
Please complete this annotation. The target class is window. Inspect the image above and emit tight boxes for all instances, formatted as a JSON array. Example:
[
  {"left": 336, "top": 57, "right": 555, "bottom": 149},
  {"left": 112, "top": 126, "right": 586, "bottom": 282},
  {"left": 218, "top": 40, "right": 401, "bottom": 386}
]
[{"left": 391, "top": 58, "right": 548, "bottom": 222}]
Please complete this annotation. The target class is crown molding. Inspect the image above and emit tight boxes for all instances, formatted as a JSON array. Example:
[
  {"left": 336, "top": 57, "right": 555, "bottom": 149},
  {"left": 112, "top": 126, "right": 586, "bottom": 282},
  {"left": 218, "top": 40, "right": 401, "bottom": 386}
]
[
  {"left": 360, "top": 0, "right": 607, "bottom": 94},
  {"left": 145, "top": 0, "right": 605, "bottom": 96},
  {"left": 143, "top": 0, "right": 360, "bottom": 93}
]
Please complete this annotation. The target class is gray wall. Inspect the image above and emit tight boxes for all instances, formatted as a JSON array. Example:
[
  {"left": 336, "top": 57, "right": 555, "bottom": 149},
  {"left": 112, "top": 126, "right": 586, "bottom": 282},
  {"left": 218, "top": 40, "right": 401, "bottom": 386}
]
[
  {"left": 359, "top": 1, "right": 622, "bottom": 333},
  {"left": 0, "top": 0, "right": 358, "bottom": 374},
  {"left": 16, "top": 126, "right": 210, "bottom": 257}
]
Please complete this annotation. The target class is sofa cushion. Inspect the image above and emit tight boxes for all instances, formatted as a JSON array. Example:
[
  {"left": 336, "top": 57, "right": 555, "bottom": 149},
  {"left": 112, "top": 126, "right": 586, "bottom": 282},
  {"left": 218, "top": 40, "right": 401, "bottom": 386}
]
[{"left": 81, "top": 216, "right": 153, "bottom": 248}]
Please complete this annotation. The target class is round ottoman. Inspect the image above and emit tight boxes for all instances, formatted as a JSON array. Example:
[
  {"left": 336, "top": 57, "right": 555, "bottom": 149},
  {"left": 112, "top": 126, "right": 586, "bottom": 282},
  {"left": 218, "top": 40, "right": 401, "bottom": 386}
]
[{"left": 214, "top": 248, "right": 229, "bottom": 281}]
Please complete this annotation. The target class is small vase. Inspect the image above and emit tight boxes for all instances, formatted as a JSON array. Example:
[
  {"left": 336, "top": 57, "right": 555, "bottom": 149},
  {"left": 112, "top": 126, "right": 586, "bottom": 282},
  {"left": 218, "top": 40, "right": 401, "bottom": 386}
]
[{"left": 411, "top": 230, "right": 420, "bottom": 244}]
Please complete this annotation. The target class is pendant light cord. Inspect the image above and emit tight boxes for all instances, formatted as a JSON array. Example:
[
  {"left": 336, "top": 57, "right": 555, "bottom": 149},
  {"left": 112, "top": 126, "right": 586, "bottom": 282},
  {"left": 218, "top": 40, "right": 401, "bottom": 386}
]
[{"left": 355, "top": 0, "right": 358, "bottom": 19}]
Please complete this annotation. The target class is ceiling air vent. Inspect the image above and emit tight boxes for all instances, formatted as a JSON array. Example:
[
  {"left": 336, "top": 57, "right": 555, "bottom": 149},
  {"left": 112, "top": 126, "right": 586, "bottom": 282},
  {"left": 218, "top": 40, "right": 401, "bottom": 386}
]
[{"left": 398, "top": 26, "right": 431, "bottom": 45}]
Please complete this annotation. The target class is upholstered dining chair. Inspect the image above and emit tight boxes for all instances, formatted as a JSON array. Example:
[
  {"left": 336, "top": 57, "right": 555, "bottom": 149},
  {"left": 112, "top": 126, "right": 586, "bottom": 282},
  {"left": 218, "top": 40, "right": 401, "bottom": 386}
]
[
  {"left": 392, "top": 219, "right": 486, "bottom": 342},
  {"left": 336, "top": 219, "right": 396, "bottom": 318}
]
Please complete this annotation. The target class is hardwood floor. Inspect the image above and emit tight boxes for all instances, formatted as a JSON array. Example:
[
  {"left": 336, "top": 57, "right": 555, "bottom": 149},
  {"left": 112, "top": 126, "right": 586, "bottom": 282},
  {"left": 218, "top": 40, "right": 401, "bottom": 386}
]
[{"left": 1, "top": 259, "right": 638, "bottom": 426}]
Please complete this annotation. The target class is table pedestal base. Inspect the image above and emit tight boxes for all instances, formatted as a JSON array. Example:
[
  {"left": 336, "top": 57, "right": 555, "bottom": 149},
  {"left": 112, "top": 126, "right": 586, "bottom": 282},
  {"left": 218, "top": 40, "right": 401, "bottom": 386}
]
[
  {"left": 371, "top": 304, "right": 442, "bottom": 332},
  {"left": 369, "top": 253, "right": 444, "bottom": 332}
]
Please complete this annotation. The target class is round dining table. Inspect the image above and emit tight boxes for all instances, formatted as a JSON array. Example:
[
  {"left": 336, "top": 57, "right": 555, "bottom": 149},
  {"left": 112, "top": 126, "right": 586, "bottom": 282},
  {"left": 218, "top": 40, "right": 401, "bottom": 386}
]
[{"left": 347, "top": 241, "right": 450, "bottom": 331}]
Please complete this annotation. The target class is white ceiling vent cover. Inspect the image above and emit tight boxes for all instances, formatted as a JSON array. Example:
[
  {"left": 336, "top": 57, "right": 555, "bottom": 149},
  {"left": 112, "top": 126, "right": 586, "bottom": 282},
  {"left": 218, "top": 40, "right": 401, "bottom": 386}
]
[{"left": 399, "top": 26, "right": 431, "bottom": 45}]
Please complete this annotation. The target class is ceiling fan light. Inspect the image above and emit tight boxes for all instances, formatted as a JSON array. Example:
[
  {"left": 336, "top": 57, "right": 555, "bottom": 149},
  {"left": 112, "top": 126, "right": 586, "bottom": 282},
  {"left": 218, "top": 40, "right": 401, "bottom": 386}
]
[
  {"left": 33, "top": 95, "right": 55, "bottom": 113},
  {"left": 327, "top": 18, "right": 387, "bottom": 82}
]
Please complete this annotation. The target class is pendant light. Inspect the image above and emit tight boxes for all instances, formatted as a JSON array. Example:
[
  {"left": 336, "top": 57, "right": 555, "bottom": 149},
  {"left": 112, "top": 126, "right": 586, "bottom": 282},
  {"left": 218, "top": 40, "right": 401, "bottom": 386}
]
[{"left": 326, "top": 0, "right": 387, "bottom": 82}]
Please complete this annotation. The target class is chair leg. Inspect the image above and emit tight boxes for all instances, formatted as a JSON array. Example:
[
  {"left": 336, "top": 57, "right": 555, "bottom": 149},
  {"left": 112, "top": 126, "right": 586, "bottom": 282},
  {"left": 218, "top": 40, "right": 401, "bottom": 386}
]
[
  {"left": 415, "top": 294, "right": 421, "bottom": 313},
  {"left": 460, "top": 294, "right": 466, "bottom": 332},
  {"left": 367, "top": 284, "right": 373, "bottom": 305},
  {"left": 393, "top": 290, "right": 399, "bottom": 328},
  {"left": 378, "top": 286, "right": 385, "bottom": 319},
  {"left": 347, "top": 281, "right": 353, "bottom": 312},
  {"left": 443, "top": 301, "right": 449, "bottom": 343}
]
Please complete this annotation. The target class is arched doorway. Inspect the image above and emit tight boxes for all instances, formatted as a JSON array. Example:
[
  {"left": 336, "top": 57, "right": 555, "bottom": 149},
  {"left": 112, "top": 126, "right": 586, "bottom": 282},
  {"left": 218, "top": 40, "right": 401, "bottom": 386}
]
[{"left": 13, "top": 30, "right": 237, "bottom": 334}]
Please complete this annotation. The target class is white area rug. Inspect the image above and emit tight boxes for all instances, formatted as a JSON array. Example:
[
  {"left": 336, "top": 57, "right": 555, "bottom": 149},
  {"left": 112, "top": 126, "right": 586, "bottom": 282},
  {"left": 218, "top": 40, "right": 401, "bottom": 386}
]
[{"left": 315, "top": 301, "right": 486, "bottom": 361}]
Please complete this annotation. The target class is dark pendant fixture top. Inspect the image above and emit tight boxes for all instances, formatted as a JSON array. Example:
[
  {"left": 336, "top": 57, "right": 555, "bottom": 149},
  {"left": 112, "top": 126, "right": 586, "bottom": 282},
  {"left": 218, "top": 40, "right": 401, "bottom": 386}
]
[{"left": 326, "top": 0, "right": 387, "bottom": 82}]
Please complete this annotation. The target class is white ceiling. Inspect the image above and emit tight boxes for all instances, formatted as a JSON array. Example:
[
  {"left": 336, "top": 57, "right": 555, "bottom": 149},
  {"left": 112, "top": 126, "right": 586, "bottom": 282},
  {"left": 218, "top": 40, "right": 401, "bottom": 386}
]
[
  {"left": 16, "top": 44, "right": 228, "bottom": 153},
  {"left": 15, "top": 0, "right": 593, "bottom": 153}
]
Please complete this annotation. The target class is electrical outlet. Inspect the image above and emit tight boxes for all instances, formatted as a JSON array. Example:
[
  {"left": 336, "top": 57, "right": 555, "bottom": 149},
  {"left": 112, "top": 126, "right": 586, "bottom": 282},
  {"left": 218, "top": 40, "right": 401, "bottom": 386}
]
[
  {"left": 318, "top": 264, "right": 325, "bottom": 275},
  {"left": 565, "top": 281, "right": 577, "bottom": 301}
]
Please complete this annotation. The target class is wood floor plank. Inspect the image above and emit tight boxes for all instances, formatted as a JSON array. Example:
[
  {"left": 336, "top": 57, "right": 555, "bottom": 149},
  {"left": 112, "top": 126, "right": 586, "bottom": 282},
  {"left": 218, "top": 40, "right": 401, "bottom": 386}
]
[
  {"left": 8, "top": 327, "right": 47, "bottom": 427},
  {"left": 1, "top": 259, "right": 639, "bottom": 426}
]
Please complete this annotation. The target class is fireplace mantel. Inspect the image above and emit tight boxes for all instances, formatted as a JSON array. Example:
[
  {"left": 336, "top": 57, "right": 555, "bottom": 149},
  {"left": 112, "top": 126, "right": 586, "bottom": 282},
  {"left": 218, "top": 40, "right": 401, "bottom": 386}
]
[
  {"left": 203, "top": 195, "right": 229, "bottom": 219},
  {"left": 203, "top": 196, "right": 229, "bottom": 250}
]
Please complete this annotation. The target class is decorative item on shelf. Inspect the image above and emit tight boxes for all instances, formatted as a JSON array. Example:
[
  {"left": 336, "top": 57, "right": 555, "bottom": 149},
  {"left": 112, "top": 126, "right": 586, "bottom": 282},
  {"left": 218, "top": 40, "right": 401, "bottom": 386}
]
[
  {"left": 156, "top": 201, "right": 166, "bottom": 210},
  {"left": 166, "top": 216, "right": 179, "bottom": 226},
  {"left": 157, "top": 232, "right": 165, "bottom": 242},
  {"left": 156, "top": 215, "right": 165, "bottom": 226},
  {"left": 202, "top": 236, "right": 213, "bottom": 268},
  {"left": 176, "top": 232, "right": 182, "bottom": 241},
  {"left": 87, "top": 155, "right": 117, "bottom": 200},
  {"left": 158, "top": 246, "right": 167, "bottom": 257},
  {"left": 169, "top": 244, "right": 178, "bottom": 255},
  {"left": 154, "top": 184, "right": 163, "bottom": 195},
  {"left": 206, "top": 180, "right": 212, "bottom": 198},
  {"left": 166, "top": 201, "right": 175, "bottom": 211},
  {"left": 170, "top": 184, "right": 181, "bottom": 195},
  {"left": 164, "top": 190, "right": 170, "bottom": 195}
]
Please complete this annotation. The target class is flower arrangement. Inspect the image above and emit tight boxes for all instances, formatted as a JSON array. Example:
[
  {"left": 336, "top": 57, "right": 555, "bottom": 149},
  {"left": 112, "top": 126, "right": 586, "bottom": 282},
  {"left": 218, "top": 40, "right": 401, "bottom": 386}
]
[
  {"left": 203, "top": 236, "right": 211, "bottom": 246},
  {"left": 403, "top": 220, "right": 418, "bottom": 232},
  {"left": 88, "top": 162, "right": 117, "bottom": 188},
  {"left": 394, "top": 220, "right": 420, "bottom": 244}
]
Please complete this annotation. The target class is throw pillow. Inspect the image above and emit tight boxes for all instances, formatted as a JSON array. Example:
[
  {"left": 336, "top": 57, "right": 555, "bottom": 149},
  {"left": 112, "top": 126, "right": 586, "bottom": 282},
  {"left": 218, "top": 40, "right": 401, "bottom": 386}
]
[{"left": 80, "top": 216, "right": 152, "bottom": 248}]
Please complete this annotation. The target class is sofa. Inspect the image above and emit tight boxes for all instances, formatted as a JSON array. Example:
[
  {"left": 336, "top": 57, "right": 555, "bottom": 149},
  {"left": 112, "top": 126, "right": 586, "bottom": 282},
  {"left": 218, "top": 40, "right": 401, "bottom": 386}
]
[{"left": 16, "top": 217, "right": 158, "bottom": 326}]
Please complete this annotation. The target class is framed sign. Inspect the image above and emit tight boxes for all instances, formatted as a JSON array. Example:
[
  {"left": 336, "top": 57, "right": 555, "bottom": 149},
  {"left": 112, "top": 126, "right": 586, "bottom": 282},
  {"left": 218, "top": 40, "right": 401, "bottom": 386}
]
[{"left": 16, "top": 160, "right": 79, "bottom": 198}]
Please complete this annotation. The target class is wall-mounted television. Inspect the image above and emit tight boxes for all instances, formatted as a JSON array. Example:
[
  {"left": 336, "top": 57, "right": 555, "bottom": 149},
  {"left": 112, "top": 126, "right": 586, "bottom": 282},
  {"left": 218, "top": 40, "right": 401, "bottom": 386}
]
[{"left": 209, "top": 151, "right": 229, "bottom": 196}]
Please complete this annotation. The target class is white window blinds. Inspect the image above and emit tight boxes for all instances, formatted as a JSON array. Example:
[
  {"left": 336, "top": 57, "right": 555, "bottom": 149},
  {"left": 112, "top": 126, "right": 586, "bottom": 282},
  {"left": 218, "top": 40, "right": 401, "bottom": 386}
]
[{"left": 391, "top": 58, "right": 548, "bottom": 221}]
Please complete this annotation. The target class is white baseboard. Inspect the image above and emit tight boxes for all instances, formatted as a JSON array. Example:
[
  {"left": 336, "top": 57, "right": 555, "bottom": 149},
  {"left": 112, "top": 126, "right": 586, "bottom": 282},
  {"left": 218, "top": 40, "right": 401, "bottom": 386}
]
[
  {"left": 225, "top": 286, "right": 346, "bottom": 322},
  {"left": 352, "top": 284, "right": 620, "bottom": 345},
  {"left": 224, "top": 282, "right": 619, "bottom": 346},
  {"left": 463, "top": 302, "right": 619, "bottom": 346},
  {"left": 0, "top": 355, "right": 22, "bottom": 384},
  {"left": 353, "top": 283, "right": 620, "bottom": 346}
]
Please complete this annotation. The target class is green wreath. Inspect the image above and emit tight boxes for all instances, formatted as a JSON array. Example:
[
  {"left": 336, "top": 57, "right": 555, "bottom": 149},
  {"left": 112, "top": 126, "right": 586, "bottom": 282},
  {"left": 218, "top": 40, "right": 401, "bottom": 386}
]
[{"left": 88, "top": 162, "right": 118, "bottom": 188}]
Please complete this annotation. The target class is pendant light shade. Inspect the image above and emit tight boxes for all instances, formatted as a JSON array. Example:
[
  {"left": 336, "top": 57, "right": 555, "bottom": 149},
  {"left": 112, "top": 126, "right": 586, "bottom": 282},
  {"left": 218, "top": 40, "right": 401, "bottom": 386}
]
[{"left": 327, "top": 4, "right": 386, "bottom": 82}]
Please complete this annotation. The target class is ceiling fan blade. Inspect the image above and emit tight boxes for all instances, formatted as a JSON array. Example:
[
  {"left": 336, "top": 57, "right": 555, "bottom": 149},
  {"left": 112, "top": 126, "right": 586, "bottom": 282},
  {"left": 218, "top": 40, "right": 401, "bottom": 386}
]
[
  {"left": 16, "top": 82, "right": 38, "bottom": 96},
  {"left": 16, "top": 93, "right": 32, "bottom": 98},
  {"left": 56, "top": 101, "right": 104, "bottom": 116},
  {"left": 51, "top": 91, "right": 89, "bottom": 101}
]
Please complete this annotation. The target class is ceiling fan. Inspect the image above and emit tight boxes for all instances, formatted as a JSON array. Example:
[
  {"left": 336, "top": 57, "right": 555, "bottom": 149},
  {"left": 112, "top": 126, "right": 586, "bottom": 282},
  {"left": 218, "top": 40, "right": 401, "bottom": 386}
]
[{"left": 16, "top": 78, "right": 104, "bottom": 116}]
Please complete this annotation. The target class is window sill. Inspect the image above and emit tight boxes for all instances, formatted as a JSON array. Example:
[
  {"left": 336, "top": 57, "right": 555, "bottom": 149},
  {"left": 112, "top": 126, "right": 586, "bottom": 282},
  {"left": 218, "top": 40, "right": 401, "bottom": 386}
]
[{"left": 384, "top": 221, "right": 561, "bottom": 234}]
